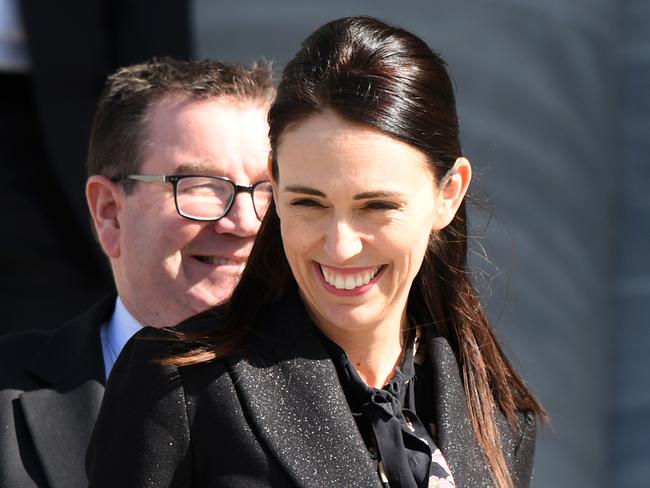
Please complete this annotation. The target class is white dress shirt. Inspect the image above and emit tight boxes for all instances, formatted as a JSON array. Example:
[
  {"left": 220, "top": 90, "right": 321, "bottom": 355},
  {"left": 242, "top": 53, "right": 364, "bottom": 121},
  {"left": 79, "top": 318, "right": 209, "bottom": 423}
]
[{"left": 100, "top": 297, "right": 143, "bottom": 380}]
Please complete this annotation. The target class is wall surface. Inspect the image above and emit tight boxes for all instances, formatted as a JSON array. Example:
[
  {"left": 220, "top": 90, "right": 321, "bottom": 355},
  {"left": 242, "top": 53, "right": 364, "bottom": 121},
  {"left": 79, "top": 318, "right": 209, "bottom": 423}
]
[
  {"left": 615, "top": 1, "right": 650, "bottom": 486},
  {"left": 193, "top": 2, "right": 631, "bottom": 486}
]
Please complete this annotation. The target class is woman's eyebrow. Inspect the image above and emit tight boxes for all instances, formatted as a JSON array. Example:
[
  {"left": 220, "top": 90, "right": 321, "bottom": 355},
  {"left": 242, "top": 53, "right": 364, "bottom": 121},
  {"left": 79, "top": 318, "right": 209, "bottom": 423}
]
[
  {"left": 353, "top": 191, "right": 404, "bottom": 200},
  {"left": 284, "top": 185, "right": 326, "bottom": 196},
  {"left": 284, "top": 187, "right": 405, "bottom": 199}
]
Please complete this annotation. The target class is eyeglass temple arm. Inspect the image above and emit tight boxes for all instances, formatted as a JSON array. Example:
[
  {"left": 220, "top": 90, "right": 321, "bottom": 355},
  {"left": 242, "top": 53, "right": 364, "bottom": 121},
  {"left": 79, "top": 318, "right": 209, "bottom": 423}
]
[{"left": 125, "top": 175, "right": 169, "bottom": 183}]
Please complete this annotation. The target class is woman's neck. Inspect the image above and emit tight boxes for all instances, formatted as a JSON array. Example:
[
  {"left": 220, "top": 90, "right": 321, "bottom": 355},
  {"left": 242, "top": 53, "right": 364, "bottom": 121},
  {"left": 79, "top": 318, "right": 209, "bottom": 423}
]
[{"left": 320, "top": 315, "right": 407, "bottom": 389}]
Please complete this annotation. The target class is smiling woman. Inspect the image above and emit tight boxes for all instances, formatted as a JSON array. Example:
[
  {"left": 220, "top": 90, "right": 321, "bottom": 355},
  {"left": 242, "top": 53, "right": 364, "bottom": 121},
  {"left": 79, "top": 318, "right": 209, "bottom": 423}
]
[
  {"left": 273, "top": 112, "right": 465, "bottom": 377},
  {"left": 87, "top": 16, "right": 544, "bottom": 488}
]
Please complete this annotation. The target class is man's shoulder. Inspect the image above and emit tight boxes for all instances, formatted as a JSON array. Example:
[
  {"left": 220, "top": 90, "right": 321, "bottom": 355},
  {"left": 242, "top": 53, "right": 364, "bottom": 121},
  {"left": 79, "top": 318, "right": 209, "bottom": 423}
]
[
  {"left": 0, "top": 329, "right": 55, "bottom": 387},
  {"left": 0, "top": 295, "right": 115, "bottom": 391},
  {"left": 0, "top": 329, "right": 53, "bottom": 350}
]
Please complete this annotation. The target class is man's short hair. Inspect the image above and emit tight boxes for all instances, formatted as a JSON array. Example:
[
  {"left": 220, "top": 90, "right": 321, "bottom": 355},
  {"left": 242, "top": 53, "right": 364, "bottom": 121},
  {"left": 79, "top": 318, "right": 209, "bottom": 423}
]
[{"left": 87, "top": 57, "right": 275, "bottom": 193}]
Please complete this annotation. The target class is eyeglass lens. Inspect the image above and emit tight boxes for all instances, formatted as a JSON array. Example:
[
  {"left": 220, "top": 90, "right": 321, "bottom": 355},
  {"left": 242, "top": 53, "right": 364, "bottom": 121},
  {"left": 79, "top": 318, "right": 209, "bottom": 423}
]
[{"left": 175, "top": 177, "right": 272, "bottom": 221}]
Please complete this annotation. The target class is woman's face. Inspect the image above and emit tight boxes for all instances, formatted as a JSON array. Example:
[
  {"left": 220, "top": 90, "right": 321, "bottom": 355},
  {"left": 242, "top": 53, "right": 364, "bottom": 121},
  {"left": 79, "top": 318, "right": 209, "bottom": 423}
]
[{"left": 274, "top": 111, "right": 457, "bottom": 339}]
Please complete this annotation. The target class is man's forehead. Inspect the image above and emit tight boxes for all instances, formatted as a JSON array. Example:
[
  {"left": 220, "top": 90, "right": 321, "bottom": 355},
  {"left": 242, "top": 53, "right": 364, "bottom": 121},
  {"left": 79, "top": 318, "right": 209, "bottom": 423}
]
[
  {"left": 138, "top": 94, "right": 270, "bottom": 181},
  {"left": 139, "top": 154, "right": 269, "bottom": 180},
  {"left": 150, "top": 91, "right": 267, "bottom": 116}
]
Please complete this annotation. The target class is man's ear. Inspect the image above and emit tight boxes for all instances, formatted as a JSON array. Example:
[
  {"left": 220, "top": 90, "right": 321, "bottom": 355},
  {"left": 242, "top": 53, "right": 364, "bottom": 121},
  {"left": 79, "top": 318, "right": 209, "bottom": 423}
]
[
  {"left": 86, "top": 176, "right": 124, "bottom": 258},
  {"left": 433, "top": 157, "right": 472, "bottom": 230}
]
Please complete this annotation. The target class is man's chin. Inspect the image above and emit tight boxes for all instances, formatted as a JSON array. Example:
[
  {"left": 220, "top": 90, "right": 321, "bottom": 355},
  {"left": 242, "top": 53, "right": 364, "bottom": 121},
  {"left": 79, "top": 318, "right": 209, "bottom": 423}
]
[{"left": 191, "top": 280, "right": 239, "bottom": 308}]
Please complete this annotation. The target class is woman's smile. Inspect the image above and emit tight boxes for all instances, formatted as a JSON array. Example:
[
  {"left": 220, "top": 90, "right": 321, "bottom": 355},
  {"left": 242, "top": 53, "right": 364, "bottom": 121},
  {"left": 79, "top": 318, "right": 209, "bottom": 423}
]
[
  {"left": 314, "top": 262, "right": 387, "bottom": 296},
  {"left": 275, "top": 110, "right": 444, "bottom": 337}
]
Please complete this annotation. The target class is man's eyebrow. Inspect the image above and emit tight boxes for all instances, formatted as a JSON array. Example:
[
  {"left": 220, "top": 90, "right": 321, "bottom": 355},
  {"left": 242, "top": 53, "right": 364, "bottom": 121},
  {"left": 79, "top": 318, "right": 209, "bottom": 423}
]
[
  {"left": 173, "top": 162, "right": 221, "bottom": 175},
  {"left": 353, "top": 191, "right": 404, "bottom": 200},
  {"left": 284, "top": 185, "right": 326, "bottom": 197}
]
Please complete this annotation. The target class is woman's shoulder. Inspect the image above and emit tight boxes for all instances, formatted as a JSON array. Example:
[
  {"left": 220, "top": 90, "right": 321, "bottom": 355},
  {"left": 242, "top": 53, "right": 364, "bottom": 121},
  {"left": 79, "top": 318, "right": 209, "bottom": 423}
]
[
  {"left": 512, "top": 409, "right": 537, "bottom": 456},
  {"left": 124, "top": 309, "right": 225, "bottom": 358},
  {"left": 113, "top": 292, "right": 311, "bottom": 390},
  {"left": 497, "top": 409, "right": 536, "bottom": 487},
  {"left": 109, "top": 313, "right": 231, "bottom": 392}
]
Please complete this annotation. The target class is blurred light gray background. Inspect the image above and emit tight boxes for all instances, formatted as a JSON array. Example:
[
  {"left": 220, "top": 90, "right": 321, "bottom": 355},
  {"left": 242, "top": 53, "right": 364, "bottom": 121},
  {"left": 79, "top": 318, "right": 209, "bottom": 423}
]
[{"left": 193, "top": 1, "right": 649, "bottom": 487}]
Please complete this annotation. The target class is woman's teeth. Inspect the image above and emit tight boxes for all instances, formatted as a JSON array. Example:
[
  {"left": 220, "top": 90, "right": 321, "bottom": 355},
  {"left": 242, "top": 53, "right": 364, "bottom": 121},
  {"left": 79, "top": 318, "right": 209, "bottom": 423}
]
[{"left": 320, "top": 265, "right": 381, "bottom": 290}]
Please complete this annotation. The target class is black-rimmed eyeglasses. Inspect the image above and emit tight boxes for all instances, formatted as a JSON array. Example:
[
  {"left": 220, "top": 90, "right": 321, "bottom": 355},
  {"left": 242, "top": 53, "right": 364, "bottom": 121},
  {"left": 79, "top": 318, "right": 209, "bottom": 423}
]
[{"left": 121, "top": 174, "right": 273, "bottom": 222}]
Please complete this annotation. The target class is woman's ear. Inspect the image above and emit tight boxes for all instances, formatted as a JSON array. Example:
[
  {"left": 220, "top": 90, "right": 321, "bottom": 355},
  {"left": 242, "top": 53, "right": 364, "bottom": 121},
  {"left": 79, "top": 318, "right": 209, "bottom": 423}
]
[
  {"left": 433, "top": 157, "right": 472, "bottom": 229},
  {"left": 85, "top": 175, "right": 124, "bottom": 258}
]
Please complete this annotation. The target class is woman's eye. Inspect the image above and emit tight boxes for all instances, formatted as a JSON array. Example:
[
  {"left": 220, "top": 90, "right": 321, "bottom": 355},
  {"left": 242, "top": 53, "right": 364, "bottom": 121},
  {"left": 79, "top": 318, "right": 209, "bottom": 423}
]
[
  {"left": 290, "top": 198, "right": 326, "bottom": 208},
  {"left": 364, "top": 201, "right": 399, "bottom": 211}
]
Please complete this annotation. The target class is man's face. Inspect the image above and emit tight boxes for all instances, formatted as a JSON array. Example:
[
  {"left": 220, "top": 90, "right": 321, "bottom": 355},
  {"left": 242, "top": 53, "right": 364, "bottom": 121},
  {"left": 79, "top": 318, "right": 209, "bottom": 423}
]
[{"left": 112, "top": 94, "right": 270, "bottom": 326}]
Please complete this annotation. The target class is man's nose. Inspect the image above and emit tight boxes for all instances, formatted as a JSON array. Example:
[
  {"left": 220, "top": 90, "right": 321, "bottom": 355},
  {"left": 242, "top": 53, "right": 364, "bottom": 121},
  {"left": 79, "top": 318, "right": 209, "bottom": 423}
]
[
  {"left": 214, "top": 192, "right": 261, "bottom": 237},
  {"left": 323, "top": 219, "right": 363, "bottom": 262}
]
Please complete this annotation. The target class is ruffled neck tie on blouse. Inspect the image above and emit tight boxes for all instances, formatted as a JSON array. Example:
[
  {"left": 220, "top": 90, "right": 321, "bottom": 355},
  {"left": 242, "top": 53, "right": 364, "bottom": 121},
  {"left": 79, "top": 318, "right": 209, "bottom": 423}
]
[{"left": 321, "top": 330, "right": 456, "bottom": 488}]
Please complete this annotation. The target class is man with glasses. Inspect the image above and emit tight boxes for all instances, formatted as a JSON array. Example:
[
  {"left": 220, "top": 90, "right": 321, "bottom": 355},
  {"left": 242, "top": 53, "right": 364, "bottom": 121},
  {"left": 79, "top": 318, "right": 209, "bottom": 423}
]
[{"left": 0, "top": 58, "right": 275, "bottom": 487}]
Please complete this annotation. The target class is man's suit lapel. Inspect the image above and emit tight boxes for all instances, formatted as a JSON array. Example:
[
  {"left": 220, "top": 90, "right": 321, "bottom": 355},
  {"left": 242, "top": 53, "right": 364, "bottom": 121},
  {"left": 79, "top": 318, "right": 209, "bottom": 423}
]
[
  {"left": 227, "top": 292, "right": 382, "bottom": 488},
  {"left": 19, "top": 296, "right": 114, "bottom": 488},
  {"left": 426, "top": 334, "right": 494, "bottom": 487},
  {"left": 20, "top": 382, "right": 104, "bottom": 488}
]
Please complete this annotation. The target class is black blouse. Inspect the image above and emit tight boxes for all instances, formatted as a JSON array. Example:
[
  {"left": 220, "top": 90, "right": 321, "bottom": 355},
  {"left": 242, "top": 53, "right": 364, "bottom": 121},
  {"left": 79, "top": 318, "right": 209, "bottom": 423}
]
[{"left": 319, "top": 330, "right": 457, "bottom": 488}]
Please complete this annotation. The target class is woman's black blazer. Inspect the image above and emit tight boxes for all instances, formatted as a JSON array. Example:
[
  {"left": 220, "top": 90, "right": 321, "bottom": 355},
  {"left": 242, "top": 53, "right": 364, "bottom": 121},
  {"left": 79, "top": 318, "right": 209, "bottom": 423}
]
[{"left": 86, "top": 292, "right": 536, "bottom": 487}]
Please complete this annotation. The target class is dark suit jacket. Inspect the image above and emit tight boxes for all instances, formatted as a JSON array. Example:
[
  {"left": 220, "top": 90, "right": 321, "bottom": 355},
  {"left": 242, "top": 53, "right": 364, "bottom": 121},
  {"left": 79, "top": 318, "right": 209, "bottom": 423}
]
[
  {"left": 87, "top": 292, "right": 536, "bottom": 487},
  {"left": 0, "top": 296, "right": 114, "bottom": 487}
]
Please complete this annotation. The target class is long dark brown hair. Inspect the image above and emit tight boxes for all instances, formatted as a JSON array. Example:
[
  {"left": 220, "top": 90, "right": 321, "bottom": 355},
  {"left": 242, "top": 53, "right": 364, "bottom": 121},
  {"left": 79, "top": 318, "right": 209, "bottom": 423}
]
[{"left": 170, "top": 16, "right": 544, "bottom": 487}]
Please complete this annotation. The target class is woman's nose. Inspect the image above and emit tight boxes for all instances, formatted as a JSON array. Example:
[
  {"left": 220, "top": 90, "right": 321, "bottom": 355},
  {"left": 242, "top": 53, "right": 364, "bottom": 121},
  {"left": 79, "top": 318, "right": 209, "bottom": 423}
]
[{"left": 323, "top": 219, "right": 363, "bottom": 262}]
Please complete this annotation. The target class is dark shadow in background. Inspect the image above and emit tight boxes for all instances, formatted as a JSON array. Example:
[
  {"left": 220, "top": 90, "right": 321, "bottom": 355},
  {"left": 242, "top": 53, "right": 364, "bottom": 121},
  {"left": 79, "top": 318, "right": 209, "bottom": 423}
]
[{"left": 0, "top": 0, "right": 192, "bottom": 334}]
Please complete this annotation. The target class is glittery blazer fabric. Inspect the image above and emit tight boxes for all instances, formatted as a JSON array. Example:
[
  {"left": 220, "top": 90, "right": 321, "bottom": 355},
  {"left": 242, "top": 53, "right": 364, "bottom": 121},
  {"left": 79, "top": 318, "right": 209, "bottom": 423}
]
[{"left": 86, "top": 291, "right": 536, "bottom": 487}]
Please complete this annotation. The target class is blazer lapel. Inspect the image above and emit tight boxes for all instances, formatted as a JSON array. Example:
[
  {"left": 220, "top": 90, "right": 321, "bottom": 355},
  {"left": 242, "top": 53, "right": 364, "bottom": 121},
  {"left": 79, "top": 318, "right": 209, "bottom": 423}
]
[
  {"left": 227, "top": 293, "right": 381, "bottom": 488},
  {"left": 20, "top": 381, "right": 104, "bottom": 488},
  {"left": 426, "top": 334, "right": 494, "bottom": 487},
  {"left": 19, "top": 296, "right": 114, "bottom": 488}
]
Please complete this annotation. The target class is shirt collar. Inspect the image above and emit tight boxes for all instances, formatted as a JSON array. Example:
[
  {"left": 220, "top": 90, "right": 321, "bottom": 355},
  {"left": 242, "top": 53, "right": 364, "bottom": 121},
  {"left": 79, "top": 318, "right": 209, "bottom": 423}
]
[{"left": 100, "top": 296, "right": 143, "bottom": 379}]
